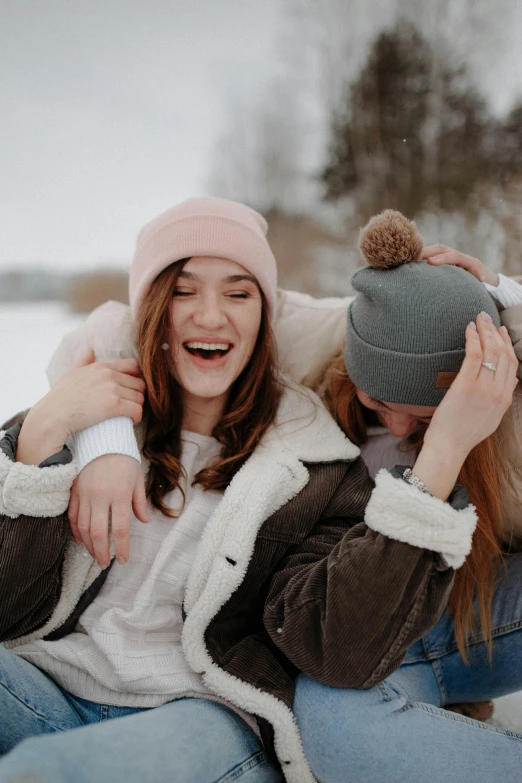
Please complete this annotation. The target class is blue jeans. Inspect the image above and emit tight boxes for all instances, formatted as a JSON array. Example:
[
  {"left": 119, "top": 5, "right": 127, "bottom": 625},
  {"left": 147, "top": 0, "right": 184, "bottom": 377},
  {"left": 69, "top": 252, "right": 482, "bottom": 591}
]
[
  {"left": 294, "top": 553, "right": 522, "bottom": 782},
  {"left": 0, "top": 647, "right": 283, "bottom": 783}
]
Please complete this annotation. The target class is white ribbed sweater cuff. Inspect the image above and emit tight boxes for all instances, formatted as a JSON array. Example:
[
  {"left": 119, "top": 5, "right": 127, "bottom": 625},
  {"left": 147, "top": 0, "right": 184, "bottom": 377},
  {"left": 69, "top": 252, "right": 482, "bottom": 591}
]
[
  {"left": 484, "top": 274, "right": 522, "bottom": 309},
  {"left": 70, "top": 418, "right": 141, "bottom": 472}
]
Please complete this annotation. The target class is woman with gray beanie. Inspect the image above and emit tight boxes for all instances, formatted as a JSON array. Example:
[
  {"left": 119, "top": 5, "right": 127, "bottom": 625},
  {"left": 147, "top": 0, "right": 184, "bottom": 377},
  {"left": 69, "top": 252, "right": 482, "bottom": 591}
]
[
  {"left": 4, "top": 198, "right": 514, "bottom": 783},
  {"left": 8, "top": 205, "right": 521, "bottom": 782},
  {"left": 293, "top": 211, "right": 522, "bottom": 782}
]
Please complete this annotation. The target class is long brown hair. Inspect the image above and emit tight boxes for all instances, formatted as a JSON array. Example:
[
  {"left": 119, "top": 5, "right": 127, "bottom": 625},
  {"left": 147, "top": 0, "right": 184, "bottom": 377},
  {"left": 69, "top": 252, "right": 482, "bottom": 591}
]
[
  {"left": 324, "top": 354, "right": 507, "bottom": 662},
  {"left": 136, "top": 260, "right": 281, "bottom": 517}
]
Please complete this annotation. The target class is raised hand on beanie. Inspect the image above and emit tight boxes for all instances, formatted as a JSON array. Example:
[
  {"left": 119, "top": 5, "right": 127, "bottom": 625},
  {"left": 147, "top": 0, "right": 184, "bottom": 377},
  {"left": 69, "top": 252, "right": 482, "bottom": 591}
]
[
  {"left": 345, "top": 208, "right": 518, "bottom": 502},
  {"left": 422, "top": 244, "right": 500, "bottom": 286},
  {"left": 345, "top": 209, "right": 501, "bottom": 408}
]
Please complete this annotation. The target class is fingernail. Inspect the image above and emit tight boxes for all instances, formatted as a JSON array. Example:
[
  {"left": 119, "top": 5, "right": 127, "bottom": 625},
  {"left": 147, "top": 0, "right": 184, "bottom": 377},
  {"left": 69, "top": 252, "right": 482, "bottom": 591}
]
[
  {"left": 468, "top": 322, "right": 477, "bottom": 331},
  {"left": 117, "top": 556, "right": 127, "bottom": 565},
  {"left": 480, "top": 311, "right": 493, "bottom": 323}
]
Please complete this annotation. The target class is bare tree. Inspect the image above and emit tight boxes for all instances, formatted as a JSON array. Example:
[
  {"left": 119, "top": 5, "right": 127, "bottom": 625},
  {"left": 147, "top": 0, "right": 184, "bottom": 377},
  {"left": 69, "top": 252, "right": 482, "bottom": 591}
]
[{"left": 209, "top": 76, "right": 312, "bottom": 213}]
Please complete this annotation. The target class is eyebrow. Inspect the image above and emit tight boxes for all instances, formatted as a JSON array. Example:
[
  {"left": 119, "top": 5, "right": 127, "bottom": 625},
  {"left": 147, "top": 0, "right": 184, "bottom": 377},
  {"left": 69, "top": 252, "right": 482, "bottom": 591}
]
[
  {"left": 370, "top": 396, "right": 392, "bottom": 410},
  {"left": 178, "top": 271, "right": 258, "bottom": 285}
]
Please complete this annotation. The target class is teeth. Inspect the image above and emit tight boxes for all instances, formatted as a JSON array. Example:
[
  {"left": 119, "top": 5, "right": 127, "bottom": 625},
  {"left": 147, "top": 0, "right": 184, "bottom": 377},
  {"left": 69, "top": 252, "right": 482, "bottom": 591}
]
[{"left": 185, "top": 342, "right": 230, "bottom": 351}]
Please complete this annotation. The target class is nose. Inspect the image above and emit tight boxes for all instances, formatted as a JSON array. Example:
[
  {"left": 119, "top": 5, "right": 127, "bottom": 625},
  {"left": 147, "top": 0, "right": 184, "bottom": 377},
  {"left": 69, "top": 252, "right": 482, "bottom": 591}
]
[
  {"left": 192, "top": 292, "right": 228, "bottom": 330},
  {"left": 381, "top": 412, "right": 419, "bottom": 438}
]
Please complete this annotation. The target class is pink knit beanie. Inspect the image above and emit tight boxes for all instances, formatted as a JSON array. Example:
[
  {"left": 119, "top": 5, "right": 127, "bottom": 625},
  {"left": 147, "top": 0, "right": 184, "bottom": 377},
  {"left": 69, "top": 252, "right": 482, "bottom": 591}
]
[{"left": 129, "top": 197, "right": 278, "bottom": 320}]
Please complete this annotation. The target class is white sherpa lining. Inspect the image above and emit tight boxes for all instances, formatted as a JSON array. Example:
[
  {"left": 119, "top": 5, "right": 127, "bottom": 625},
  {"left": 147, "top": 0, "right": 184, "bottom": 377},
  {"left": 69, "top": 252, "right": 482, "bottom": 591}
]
[
  {"left": 184, "top": 622, "right": 315, "bottom": 783},
  {"left": 46, "top": 300, "right": 138, "bottom": 386},
  {"left": 181, "top": 384, "right": 358, "bottom": 781},
  {"left": 182, "top": 390, "right": 337, "bottom": 781},
  {"left": 5, "top": 386, "right": 355, "bottom": 781},
  {"left": 184, "top": 384, "right": 358, "bottom": 613},
  {"left": 0, "top": 436, "right": 77, "bottom": 518},
  {"left": 365, "top": 469, "right": 478, "bottom": 569}
]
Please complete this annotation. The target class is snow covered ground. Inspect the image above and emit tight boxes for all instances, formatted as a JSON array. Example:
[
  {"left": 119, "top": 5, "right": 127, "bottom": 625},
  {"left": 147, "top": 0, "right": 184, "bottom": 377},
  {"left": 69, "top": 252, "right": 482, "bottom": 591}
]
[
  {"left": 0, "top": 301, "right": 84, "bottom": 424},
  {"left": 0, "top": 302, "right": 520, "bottom": 732}
]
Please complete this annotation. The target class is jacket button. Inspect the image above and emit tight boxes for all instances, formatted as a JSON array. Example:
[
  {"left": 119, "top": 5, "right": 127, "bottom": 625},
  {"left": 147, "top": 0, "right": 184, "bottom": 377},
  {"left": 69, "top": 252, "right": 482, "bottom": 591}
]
[
  {"left": 82, "top": 551, "right": 89, "bottom": 559},
  {"left": 276, "top": 628, "right": 282, "bottom": 634}
]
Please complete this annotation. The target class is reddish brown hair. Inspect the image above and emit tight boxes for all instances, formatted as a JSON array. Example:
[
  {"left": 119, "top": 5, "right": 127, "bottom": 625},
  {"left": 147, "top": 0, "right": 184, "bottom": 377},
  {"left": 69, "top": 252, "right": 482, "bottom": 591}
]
[
  {"left": 324, "top": 354, "right": 507, "bottom": 662},
  {"left": 136, "top": 260, "right": 281, "bottom": 517}
]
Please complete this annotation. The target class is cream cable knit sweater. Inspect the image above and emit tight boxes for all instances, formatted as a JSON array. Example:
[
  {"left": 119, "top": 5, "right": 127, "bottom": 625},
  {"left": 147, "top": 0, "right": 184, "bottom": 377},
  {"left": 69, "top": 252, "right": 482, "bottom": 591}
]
[{"left": 15, "top": 432, "right": 225, "bottom": 708}]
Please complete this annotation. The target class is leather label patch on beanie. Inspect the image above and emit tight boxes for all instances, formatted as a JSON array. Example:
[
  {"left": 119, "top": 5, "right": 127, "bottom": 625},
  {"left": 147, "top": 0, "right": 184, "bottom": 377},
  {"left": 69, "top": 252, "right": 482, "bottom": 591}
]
[{"left": 436, "top": 372, "right": 458, "bottom": 389}]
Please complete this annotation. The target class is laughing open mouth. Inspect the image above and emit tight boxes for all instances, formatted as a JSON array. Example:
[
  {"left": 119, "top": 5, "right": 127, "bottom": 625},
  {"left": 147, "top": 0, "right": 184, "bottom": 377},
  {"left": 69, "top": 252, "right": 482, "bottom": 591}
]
[{"left": 183, "top": 341, "right": 232, "bottom": 360}]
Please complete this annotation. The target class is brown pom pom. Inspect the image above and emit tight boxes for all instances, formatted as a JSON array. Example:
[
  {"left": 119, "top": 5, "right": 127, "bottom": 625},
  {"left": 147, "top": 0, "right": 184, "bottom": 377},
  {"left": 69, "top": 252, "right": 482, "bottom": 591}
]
[{"left": 359, "top": 210, "right": 424, "bottom": 269}]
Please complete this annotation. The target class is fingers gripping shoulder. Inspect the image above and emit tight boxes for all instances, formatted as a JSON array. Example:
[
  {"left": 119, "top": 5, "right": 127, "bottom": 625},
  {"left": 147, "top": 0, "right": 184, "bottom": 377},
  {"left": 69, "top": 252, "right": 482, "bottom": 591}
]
[
  {"left": 46, "top": 301, "right": 136, "bottom": 386},
  {"left": 0, "top": 430, "right": 77, "bottom": 519}
]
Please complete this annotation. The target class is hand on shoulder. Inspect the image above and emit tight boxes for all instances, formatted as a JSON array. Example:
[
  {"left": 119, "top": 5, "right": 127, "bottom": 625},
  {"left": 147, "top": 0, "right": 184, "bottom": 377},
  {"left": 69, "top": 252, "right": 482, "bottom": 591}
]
[
  {"left": 17, "top": 348, "right": 145, "bottom": 466},
  {"left": 423, "top": 244, "right": 499, "bottom": 286}
]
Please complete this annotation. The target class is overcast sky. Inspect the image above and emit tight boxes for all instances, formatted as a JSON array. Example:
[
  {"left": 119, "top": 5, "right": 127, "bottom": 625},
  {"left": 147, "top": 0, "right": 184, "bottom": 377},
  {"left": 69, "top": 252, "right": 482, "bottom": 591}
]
[
  {"left": 2, "top": 0, "right": 522, "bottom": 272},
  {"left": 0, "top": 0, "right": 282, "bottom": 269}
]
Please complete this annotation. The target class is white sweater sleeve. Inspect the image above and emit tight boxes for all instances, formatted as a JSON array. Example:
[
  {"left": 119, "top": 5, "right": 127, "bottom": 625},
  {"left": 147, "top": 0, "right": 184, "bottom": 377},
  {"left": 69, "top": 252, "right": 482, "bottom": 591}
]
[
  {"left": 70, "top": 418, "right": 141, "bottom": 472},
  {"left": 484, "top": 274, "right": 522, "bottom": 308}
]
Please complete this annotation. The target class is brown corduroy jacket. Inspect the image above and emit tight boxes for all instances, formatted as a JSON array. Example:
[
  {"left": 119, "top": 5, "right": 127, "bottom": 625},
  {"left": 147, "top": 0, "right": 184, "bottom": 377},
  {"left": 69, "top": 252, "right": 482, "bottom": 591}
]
[{"left": 1, "top": 385, "right": 469, "bottom": 782}]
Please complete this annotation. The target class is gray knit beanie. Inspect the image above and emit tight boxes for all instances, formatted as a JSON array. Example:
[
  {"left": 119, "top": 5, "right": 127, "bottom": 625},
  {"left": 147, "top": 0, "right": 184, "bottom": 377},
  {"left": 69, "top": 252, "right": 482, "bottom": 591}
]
[{"left": 344, "top": 210, "right": 500, "bottom": 406}]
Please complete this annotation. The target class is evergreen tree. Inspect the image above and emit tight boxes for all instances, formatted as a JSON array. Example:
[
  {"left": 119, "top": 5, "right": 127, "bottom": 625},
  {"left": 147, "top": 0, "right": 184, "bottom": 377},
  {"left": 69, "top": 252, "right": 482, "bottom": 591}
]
[
  {"left": 493, "top": 102, "right": 522, "bottom": 184},
  {"left": 322, "top": 22, "right": 490, "bottom": 219}
]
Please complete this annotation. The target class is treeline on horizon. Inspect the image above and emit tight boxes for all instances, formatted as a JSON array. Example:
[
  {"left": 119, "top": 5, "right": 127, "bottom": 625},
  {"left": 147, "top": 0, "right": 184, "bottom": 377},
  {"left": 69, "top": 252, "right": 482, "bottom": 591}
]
[
  {"left": 322, "top": 21, "right": 522, "bottom": 224},
  {"left": 4, "top": 17, "right": 522, "bottom": 309}
]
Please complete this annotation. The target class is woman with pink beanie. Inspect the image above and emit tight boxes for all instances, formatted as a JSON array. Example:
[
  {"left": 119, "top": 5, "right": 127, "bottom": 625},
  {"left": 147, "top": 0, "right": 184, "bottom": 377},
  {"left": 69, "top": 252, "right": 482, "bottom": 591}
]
[{"left": 0, "top": 198, "right": 515, "bottom": 783}]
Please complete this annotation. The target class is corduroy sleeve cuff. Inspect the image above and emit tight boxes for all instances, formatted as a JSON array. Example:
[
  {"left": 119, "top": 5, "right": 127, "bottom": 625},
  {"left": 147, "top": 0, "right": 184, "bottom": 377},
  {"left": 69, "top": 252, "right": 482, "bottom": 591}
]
[
  {"left": 69, "top": 417, "right": 141, "bottom": 472},
  {"left": 364, "top": 469, "right": 478, "bottom": 569},
  {"left": 0, "top": 427, "right": 77, "bottom": 519}
]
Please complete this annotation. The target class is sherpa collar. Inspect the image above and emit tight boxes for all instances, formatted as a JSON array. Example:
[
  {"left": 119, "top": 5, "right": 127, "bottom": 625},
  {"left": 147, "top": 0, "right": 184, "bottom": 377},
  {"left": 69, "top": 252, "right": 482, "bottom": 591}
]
[{"left": 262, "top": 378, "right": 359, "bottom": 463}]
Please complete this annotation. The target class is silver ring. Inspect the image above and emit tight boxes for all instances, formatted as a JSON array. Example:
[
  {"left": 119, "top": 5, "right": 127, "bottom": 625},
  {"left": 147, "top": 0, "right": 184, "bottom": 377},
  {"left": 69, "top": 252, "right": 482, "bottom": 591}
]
[{"left": 482, "top": 362, "right": 497, "bottom": 372}]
